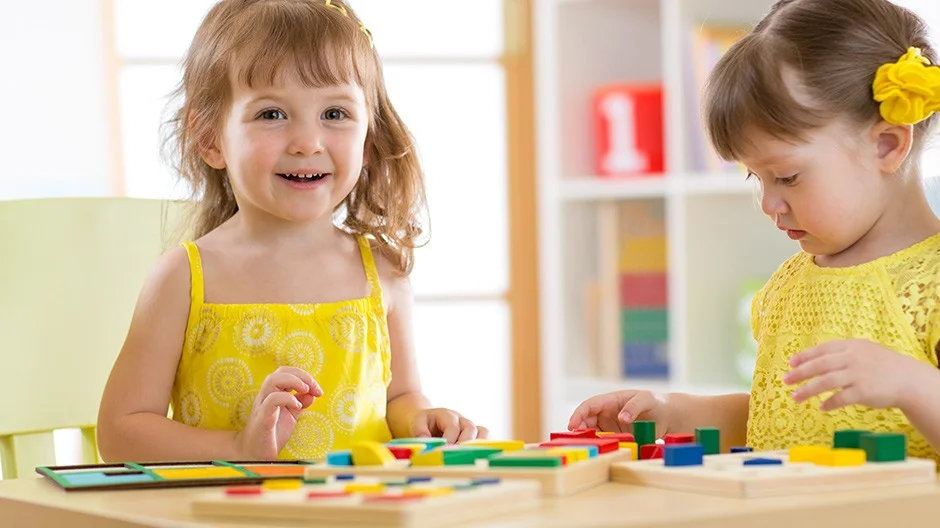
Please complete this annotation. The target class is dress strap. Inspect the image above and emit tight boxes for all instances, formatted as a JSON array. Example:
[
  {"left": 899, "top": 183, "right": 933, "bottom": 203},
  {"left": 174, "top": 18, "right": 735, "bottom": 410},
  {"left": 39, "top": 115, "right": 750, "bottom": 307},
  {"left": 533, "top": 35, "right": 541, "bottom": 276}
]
[
  {"left": 180, "top": 241, "right": 205, "bottom": 307},
  {"left": 356, "top": 235, "right": 384, "bottom": 301}
]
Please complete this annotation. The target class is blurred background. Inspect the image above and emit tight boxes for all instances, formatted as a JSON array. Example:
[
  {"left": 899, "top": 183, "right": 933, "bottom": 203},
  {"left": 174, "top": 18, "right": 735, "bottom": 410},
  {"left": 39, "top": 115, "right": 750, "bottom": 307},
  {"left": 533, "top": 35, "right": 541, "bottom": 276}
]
[{"left": 1, "top": 0, "right": 939, "bottom": 474}]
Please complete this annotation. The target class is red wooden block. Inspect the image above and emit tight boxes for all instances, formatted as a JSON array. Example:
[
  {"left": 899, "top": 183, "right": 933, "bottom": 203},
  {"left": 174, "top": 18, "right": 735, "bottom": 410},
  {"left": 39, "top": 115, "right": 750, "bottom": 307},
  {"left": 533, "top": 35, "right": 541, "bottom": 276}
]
[
  {"left": 225, "top": 486, "right": 263, "bottom": 496},
  {"left": 388, "top": 446, "right": 415, "bottom": 460},
  {"left": 663, "top": 433, "right": 695, "bottom": 445},
  {"left": 550, "top": 429, "right": 597, "bottom": 440},
  {"left": 640, "top": 444, "right": 664, "bottom": 460},
  {"left": 600, "top": 432, "right": 635, "bottom": 443},
  {"left": 307, "top": 491, "right": 351, "bottom": 499},
  {"left": 593, "top": 83, "right": 664, "bottom": 177},
  {"left": 620, "top": 273, "right": 668, "bottom": 307},
  {"left": 539, "top": 438, "right": 619, "bottom": 455}
]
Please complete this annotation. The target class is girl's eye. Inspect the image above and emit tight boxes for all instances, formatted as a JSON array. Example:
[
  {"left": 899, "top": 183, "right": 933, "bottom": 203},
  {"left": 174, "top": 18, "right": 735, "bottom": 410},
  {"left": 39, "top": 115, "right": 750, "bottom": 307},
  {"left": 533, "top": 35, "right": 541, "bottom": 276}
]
[
  {"left": 259, "top": 109, "right": 286, "bottom": 120},
  {"left": 778, "top": 174, "right": 799, "bottom": 185},
  {"left": 323, "top": 108, "right": 349, "bottom": 120}
]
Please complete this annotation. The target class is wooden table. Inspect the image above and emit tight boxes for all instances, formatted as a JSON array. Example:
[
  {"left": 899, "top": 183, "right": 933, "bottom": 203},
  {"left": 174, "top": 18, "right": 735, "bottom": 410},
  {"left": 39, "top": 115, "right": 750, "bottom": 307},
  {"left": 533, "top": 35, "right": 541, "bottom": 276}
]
[{"left": 2, "top": 474, "right": 939, "bottom": 527}]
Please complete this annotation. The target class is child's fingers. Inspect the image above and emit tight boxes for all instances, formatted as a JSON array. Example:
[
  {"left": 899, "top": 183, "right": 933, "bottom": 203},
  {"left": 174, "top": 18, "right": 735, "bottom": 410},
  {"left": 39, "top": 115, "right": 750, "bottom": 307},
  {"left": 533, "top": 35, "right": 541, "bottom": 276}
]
[
  {"left": 411, "top": 417, "right": 432, "bottom": 438},
  {"left": 455, "top": 418, "right": 478, "bottom": 443},
  {"left": 476, "top": 425, "right": 490, "bottom": 439},
  {"left": 792, "top": 371, "right": 850, "bottom": 403},
  {"left": 567, "top": 396, "right": 611, "bottom": 430},
  {"left": 789, "top": 340, "right": 844, "bottom": 367},
  {"left": 438, "top": 415, "right": 461, "bottom": 444},
  {"left": 618, "top": 391, "right": 658, "bottom": 424},
  {"left": 784, "top": 353, "right": 847, "bottom": 385}
]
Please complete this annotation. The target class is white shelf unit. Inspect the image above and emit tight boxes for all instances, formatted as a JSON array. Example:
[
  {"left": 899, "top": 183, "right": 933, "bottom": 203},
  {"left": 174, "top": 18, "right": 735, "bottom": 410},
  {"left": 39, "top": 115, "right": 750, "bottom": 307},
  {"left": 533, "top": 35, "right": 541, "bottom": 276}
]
[{"left": 534, "top": 0, "right": 799, "bottom": 436}]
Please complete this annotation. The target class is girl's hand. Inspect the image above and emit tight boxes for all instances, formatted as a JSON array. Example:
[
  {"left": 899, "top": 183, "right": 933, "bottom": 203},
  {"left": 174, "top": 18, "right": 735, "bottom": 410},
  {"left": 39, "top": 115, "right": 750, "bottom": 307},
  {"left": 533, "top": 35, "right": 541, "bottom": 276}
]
[
  {"left": 785, "top": 339, "right": 924, "bottom": 411},
  {"left": 411, "top": 408, "right": 488, "bottom": 444},
  {"left": 235, "top": 366, "right": 323, "bottom": 460},
  {"left": 568, "top": 390, "right": 673, "bottom": 439}
]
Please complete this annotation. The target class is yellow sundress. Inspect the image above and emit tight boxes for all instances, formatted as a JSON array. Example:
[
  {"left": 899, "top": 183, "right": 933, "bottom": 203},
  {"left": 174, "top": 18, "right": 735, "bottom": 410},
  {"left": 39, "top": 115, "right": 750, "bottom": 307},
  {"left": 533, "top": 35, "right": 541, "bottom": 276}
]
[
  {"left": 748, "top": 233, "right": 940, "bottom": 461},
  {"left": 169, "top": 235, "right": 392, "bottom": 460}
]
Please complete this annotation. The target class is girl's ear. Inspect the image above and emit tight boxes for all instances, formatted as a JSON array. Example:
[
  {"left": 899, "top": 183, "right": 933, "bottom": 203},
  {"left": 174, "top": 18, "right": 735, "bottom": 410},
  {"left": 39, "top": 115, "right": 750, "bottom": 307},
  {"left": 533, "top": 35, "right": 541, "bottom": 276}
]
[
  {"left": 871, "top": 120, "right": 913, "bottom": 174},
  {"left": 199, "top": 139, "right": 227, "bottom": 170}
]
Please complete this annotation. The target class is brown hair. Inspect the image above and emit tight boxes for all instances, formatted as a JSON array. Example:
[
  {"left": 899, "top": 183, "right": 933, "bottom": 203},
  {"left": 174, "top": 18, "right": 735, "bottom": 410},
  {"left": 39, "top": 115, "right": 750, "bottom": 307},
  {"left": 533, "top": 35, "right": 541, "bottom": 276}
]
[
  {"left": 704, "top": 0, "right": 938, "bottom": 164},
  {"left": 163, "top": 0, "right": 427, "bottom": 274}
]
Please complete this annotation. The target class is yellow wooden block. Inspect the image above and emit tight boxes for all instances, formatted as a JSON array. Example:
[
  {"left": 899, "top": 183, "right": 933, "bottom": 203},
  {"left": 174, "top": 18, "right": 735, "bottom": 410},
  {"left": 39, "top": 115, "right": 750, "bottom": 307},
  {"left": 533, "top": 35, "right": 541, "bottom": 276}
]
[
  {"left": 151, "top": 467, "right": 244, "bottom": 479},
  {"left": 262, "top": 478, "right": 303, "bottom": 490},
  {"left": 351, "top": 441, "right": 396, "bottom": 466},
  {"left": 620, "top": 442, "right": 639, "bottom": 460},
  {"left": 816, "top": 448, "right": 866, "bottom": 467},
  {"left": 546, "top": 447, "right": 588, "bottom": 464},
  {"left": 459, "top": 439, "right": 525, "bottom": 452},
  {"left": 788, "top": 445, "right": 830, "bottom": 463},
  {"left": 411, "top": 450, "right": 445, "bottom": 466},
  {"left": 345, "top": 483, "right": 385, "bottom": 494},
  {"left": 403, "top": 486, "right": 454, "bottom": 497}
]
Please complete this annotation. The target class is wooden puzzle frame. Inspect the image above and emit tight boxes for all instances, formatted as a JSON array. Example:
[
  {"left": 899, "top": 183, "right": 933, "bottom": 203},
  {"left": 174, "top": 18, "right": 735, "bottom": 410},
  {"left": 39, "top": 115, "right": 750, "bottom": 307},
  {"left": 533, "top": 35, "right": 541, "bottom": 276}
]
[
  {"left": 190, "top": 477, "right": 541, "bottom": 528},
  {"left": 35, "top": 460, "right": 314, "bottom": 492},
  {"left": 609, "top": 450, "right": 937, "bottom": 498},
  {"left": 301, "top": 448, "right": 633, "bottom": 496}
]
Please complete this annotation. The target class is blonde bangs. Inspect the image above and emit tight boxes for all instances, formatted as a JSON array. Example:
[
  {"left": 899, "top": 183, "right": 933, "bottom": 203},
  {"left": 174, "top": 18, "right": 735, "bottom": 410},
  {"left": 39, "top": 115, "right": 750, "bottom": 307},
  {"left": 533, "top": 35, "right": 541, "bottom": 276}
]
[
  {"left": 225, "top": 2, "right": 378, "bottom": 105},
  {"left": 704, "top": 34, "right": 825, "bottom": 161}
]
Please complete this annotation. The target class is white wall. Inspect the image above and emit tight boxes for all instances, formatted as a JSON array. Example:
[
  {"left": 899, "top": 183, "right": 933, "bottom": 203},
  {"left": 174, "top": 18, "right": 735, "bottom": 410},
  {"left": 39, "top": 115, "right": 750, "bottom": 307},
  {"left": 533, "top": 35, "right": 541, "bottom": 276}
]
[{"left": 0, "top": 0, "right": 110, "bottom": 199}]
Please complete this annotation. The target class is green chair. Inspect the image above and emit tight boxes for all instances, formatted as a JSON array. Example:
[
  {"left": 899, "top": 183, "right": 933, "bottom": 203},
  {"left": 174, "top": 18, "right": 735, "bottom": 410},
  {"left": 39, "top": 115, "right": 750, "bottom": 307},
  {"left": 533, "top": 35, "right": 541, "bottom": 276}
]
[{"left": 0, "top": 197, "right": 186, "bottom": 478}]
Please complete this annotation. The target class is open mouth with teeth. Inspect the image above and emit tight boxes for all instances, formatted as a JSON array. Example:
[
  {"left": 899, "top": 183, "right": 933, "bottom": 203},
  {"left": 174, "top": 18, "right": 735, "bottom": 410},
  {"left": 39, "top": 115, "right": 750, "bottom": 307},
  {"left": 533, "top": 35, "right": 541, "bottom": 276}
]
[{"left": 277, "top": 173, "right": 329, "bottom": 182}]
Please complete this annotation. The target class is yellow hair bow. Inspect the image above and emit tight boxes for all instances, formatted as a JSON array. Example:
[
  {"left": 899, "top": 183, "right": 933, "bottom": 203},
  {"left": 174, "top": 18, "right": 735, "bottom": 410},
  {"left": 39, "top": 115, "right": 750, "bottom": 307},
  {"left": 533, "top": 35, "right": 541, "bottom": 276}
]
[{"left": 873, "top": 47, "right": 940, "bottom": 125}]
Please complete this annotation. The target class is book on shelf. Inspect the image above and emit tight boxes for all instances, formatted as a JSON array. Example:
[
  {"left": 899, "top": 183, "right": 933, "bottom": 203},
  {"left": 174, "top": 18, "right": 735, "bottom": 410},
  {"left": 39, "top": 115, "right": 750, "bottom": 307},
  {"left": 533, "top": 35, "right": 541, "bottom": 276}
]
[
  {"left": 590, "top": 200, "right": 670, "bottom": 380},
  {"left": 684, "top": 23, "right": 750, "bottom": 175}
]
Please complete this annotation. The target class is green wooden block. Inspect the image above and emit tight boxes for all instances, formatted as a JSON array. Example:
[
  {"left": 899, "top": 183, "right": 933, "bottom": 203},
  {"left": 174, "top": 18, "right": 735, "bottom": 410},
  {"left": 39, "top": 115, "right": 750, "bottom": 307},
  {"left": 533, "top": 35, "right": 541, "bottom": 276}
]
[
  {"left": 487, "top": 453, "right": 563, "bottom": 468},
  {"left": 860, "top": 433, "right": 906, "bottom": 462},
  {"left": 303, "top": 476, "right": 327, "bottom": 484},
  {"left": 442, "top": 447, "right": 502, "bottom": 466},
  {"left": 633, "top": 421, "right": 656, "bottom": 446},
  {"left": 389, "top": 437, "right": 447, "bottom": 450},
  {"left": 833, "top": 429, "right": 870, "bottom": 449},
  {"left": 695, "top": 427, "right": 720, "bottom": 455}
]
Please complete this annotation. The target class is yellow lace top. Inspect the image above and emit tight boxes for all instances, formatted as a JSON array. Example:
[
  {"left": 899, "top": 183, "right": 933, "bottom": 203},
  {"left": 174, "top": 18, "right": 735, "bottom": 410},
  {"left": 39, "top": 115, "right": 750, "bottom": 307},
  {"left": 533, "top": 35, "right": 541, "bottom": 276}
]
[
  {"left": 169, "top": 235, "right": 393, "bottom": 460},
  {"left": 748, "top": 233, "right": 940, "bottom": 460}
]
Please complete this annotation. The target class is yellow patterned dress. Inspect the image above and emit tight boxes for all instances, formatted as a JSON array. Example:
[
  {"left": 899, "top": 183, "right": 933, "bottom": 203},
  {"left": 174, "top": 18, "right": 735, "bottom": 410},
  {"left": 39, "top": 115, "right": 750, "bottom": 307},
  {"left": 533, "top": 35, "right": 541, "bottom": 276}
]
[
  {"left": 747, "top": 233, "right": 940, "bottom": 460},
  {"left": 169, "top": 235, "right": 393, "bottom": 460}
]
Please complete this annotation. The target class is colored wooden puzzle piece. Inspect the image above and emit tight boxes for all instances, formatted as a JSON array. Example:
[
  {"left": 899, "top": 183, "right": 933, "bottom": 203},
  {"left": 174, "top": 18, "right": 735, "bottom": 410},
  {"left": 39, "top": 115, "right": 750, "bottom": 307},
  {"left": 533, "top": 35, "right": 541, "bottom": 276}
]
[
  {"left": 539, "top": 437, "right": 618, "bottom": 455},
  {"left": 694, "top": 427, "right": 720, "bottom": 455},
  {"left": 663, "top": 433, "right": 694, "bottom": 445},
  {"left": 817, "top": 448, "right": 866, "bottom": 467},
  {"left": 640, "top": 444, "right": 664, "bottom": 460},
  {"left": 664, "top": 444, "right": 703, "bottom": 466},
  {"left": 351, "top": 441, "right": 396, "bottom": 466},
  {"left": 326, "top": 450, "right": 353, "bottom": 466},
  {"left": 860, "top": 433, "right": 906, "bottom": 462},
  {"left": 742, "top": 457, "right": 782, "bottom": 466},
  {"left": 488, "top": 451, "right": 565, "bottom": 467},
  {"left": 389, "top": 437, "right": 447, "bottom": 450},
  {"left": 833, "top": 429, "right": 870, "bottom": 449},
  {"left": 460, "top": 439, "right": 525, "bottom": 451},
  {"left": 632, "top": 421, "right": 656, "bottom": 446},
  {"left": 730, "top": 446, "right": 753, "bottom": 453},
  {"left": 550, "top": 429, "right": 597, "bottom": 440},
  {"left": 596, "top": 432, "right": 636, "bottom": 443}
]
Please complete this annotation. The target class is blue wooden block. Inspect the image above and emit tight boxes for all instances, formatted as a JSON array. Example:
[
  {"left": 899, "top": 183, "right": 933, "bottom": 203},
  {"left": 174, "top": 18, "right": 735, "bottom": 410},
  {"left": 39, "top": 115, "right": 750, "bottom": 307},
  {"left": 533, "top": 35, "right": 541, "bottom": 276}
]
[
  {"left": 326, "top": 450, "right": 353, "bottom": 466},
  {"left": 335, "top": 474, "right": 356, "bottom": 480},
  {"left": 471, "top": 477, "right": 501, "bottom": 486},
  {"left": 730, "top": 446, "right": 754, "bottom": 453},
  {"left": 664, "top": 443, "right": 704, "bottom": 467},
  {"left": 407, "top": 476, "right": 433, "bottom": 484},
  {"left": 743, "top": 457, "right": 783, "bottom": 466}
]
